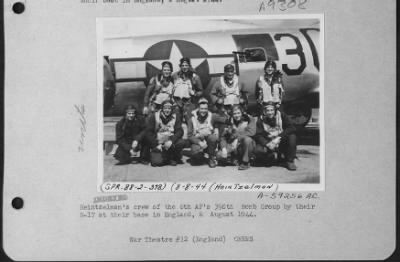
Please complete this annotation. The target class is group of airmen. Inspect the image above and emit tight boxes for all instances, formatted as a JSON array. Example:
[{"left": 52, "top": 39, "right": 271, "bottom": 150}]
[{"left": 114, "top": 57, "right": 297, "bottom": 171}]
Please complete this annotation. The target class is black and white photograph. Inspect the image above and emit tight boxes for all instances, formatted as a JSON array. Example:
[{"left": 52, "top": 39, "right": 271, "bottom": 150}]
[
  {"left": 3, "top": 0, "right": 396, "bottom": 260},
  {"left": 99, "top": 16, "right": 324, "bottom": 189}
]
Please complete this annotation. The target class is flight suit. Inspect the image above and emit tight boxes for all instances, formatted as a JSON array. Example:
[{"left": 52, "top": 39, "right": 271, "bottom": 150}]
[
  {"left": 187, "top": 110, "right": 219, "bottom": 164},
  {"left": 114, "top": 115, "right": 149, "bottom": 164},
  {"left": 253, "top": 111, "right": 296, "bottom": 164},
  {"left": 143, "top": 75, "right": 174, "bottom": 113},
  {"left": 172, "top": 71, "right": 203, "bottom": 123},
  {"left": 145, "top": 111, "right": 188, "bottom": 166}
]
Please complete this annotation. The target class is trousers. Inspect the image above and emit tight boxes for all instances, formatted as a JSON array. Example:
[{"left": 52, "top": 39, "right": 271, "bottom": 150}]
[
  {"left": 190, "top": 134, "right": 218, "bottom": 161},
  {"left": 150, "top": 139, "right": 189, "bottom": 166},
  {"left": 253, "top": 133, "right": 296, "bottom": 162}
]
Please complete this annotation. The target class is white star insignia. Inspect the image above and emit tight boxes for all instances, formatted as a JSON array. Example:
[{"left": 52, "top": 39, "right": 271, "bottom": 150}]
[{"left": 146, "top": 41, "right": 206, "bottom": 73}]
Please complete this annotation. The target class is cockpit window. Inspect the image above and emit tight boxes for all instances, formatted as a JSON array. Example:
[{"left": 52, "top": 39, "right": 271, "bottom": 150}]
[{"left": 243, "top": 48, "right": 267, "bottom": 62}]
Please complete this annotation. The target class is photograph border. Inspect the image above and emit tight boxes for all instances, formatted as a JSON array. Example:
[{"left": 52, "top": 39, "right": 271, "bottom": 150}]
[{"left": 96, "top": 14, "right": 325, "bottom": 192}]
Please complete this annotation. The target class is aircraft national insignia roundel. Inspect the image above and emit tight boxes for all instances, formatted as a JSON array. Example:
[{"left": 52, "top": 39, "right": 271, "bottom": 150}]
[{"left": 143, "top": 40, "right": 211, "bottom": 87}]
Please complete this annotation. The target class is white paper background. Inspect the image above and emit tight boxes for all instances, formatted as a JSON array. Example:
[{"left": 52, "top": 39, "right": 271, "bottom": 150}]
[{"left": 3, "top": 0, "right": 396, "bottom": 260}]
